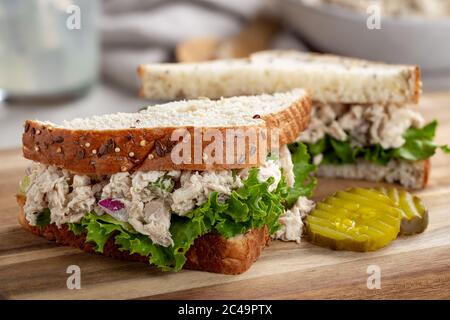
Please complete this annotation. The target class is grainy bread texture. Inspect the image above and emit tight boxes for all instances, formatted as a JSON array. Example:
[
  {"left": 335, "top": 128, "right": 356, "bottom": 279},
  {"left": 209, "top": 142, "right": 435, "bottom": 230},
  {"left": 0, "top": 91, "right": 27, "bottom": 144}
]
[
  {"left": 317, "top": 159, "right": 429, "bottom": 189},
  {"left": 22, "top": 90, "right": 311, "bottom": 175},
  {"left": 138, "top": 50, "right": 421, "bottom": 104},
  {"left": 17, "top": 195, "right": 270, "bottom": 275}
]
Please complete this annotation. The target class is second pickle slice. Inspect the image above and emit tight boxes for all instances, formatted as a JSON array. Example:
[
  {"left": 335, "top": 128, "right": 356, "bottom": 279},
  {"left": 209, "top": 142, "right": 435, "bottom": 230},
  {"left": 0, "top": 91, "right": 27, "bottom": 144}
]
[
  {"left": 306, "top": 188, "right": 402, "bottom": 252},
  {"left": 375, "top": 187, "right": 428, "bottom": 235}
]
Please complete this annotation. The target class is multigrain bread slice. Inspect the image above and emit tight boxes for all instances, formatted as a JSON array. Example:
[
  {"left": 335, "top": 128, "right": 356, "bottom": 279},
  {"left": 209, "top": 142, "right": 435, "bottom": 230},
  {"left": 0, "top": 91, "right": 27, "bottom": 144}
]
[
  {"left": 17, "top": 195, "right": 269, "bottom": 274},
  {"left": 317, "top": 159, "right": 430, "bottom": 189},
  {"left": 138, "top": 50, "right": 421, "bottom": 104},
  {"left": 23, "top": 89, "right": 311, "bottom": 175}
]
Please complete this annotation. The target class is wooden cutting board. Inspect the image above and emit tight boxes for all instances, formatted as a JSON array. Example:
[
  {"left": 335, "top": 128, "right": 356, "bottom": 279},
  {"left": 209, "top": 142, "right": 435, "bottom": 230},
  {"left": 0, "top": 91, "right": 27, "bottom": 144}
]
[{"left": 1, "top": 92, "right": 450, "bottom": 300}]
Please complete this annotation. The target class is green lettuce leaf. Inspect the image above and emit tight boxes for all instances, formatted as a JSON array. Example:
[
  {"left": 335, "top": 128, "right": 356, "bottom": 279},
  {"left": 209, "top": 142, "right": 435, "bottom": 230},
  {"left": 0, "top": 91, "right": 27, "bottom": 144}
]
[
  {"left": 35, "top": 209, "right": 51, "bottom": 229},
  {"left": 82, "top": 215, "right": 125, "bottom": 252},
  {"left": 306, "top": 120, "right": 449, "bottom": 166},
  {"left": 186, "top": 168, "right": 287, "bottom": 236},
  {"left": 392, "top": 121, "right": 450, "bottom": 160},
  {"left": 71, "top": 212, "right": 178, "bottom": 270},
  {"left": 147, "top": 174, "right": 175, "bottom": 193},
  {"left": 286, "top": 142, "right": 317, "bottom": 207},
  {"left": 307, "top": 137, "right": 327, "bottom": 156},
  {"left": 362, "top": 144, "right": 393, "bottom": 166},
  {"left": 442, "top": 145, "right": 450, "bottom": 153},
  {"left": 392, "top": 138, "right": 437, "bottom": 161},
  {"left": 329, "top": 138, "right": 359, "bottom": 164},
  {"left": 67, "top": 222, "right": 84, "bottom": 235}
]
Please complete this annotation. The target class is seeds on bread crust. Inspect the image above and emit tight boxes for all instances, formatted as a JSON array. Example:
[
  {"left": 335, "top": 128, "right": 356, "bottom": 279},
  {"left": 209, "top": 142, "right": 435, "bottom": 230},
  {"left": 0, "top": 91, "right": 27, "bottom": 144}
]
[
  {"left": 98, "top": 144, "right": 108, "bottom": 156},
  {"left": 155, "top": 140, "right": 166, "bottom": 157},
  {"left": 98, "top": 139, "right": 115, "bottom": 157},
  {"left": 52, "top": 136, "right": 64, "bottom": 143},
  {"left": 76, "top": 149, "right": 85, "bottom": 160}
]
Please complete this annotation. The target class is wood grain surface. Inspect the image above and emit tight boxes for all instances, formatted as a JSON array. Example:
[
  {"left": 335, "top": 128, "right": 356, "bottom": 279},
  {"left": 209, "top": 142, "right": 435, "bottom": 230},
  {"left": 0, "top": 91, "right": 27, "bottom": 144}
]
[{"left": 0, "top": 92, "right": 449, "bottom": 300}]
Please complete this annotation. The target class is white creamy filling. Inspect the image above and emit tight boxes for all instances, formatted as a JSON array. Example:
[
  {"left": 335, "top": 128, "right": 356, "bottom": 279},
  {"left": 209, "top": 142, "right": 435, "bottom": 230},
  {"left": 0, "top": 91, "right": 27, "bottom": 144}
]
[
  {"left": 272, "top": 196, "right": 315, "bottom": 243},
  {"left": 298, "top": 103, "right": 425, "bottom": 151},
  {"left": 171, "top": 170, "right": 243, "bottom": 216},
  {"left": 24, "top": 145, "right": 303, "bottom": 247}
]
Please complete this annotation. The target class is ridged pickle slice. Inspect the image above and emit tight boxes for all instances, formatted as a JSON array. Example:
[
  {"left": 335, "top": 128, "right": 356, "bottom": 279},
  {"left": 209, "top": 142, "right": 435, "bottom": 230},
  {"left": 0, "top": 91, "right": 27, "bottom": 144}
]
[
  {"left": 306, "top": 188, "right": 402, "bottom": 252},
  {"left": 375, "top": 188, "right": 428, "bottom": 235}
]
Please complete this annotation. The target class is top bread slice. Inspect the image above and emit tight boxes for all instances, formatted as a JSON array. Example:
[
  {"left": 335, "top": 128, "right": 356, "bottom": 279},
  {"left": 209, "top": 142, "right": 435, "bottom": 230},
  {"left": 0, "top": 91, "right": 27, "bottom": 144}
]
[
  {"left": 138, "top": 50, "right": 421, "bottom": 105},
  {"left": 22, "top": 89, "right": 311, "bottom": 175}
]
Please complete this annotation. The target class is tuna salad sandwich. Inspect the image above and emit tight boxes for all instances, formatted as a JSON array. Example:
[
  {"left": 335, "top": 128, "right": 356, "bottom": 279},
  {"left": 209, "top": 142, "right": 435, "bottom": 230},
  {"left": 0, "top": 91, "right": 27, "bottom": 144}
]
[
  {"left": 138, "top": 50, "right": 449, "bottom": 189},
  {"left": 17, "top": 89, "right": 317, "bottom": 274}
]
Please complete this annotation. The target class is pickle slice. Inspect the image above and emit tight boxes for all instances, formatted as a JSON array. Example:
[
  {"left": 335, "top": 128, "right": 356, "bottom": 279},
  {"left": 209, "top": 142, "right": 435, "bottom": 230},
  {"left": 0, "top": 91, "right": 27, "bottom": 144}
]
[
  {"left": 306, "top": 188, "right": 402, "bottom": 252},
  {"left": 375, "top": 188, "right": 428, "bottom": 235}
]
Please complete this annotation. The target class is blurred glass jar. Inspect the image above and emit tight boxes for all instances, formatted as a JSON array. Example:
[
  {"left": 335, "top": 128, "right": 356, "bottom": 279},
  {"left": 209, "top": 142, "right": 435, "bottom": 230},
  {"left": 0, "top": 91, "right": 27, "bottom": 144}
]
[{"left": 0, "top": 0, "right": 100, "bottom": 102}]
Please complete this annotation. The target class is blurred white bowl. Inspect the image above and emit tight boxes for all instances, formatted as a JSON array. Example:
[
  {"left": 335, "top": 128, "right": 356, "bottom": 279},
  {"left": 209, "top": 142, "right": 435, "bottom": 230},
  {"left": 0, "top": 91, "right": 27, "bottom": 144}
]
[{"left": 279, "top": 0, "right": 450, "bottom": 72}]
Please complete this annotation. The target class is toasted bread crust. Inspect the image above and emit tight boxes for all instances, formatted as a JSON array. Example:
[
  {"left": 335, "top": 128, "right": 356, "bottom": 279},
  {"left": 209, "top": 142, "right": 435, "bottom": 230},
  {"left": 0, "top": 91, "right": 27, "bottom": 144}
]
[
  {"left": 16, "top": 196, "right": 269, "bottom": 274},
  {"left": 184, "top": 226, "right": 269, "bottom": 274},
  {"left": 22, "top": 96, "right": 311, "bottom": 175},
  {"left": 264, "top": 91, "right": 312, "bottom": 146},
  {"left": 22, "top": 124, "right": 264, "bottom": 174}
]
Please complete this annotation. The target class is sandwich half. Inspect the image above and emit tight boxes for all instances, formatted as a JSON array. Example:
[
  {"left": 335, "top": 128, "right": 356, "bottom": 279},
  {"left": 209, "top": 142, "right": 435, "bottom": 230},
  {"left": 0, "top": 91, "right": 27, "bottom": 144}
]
[
  {"left": 18, "top": 89, "right": 316, "bottom": 274},
  {"left": 139, "top": 50, "right": 449, "bottom": 189}
]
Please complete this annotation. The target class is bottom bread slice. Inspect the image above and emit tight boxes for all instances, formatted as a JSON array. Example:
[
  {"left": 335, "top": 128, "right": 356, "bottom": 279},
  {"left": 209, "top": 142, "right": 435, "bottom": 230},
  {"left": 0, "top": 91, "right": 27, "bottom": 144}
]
[
  {"left": 317, "top": 159, "right": 430, "bottom": 189},
  {"left": 17, "top": 196, "right": 270, "bottom": 275}
]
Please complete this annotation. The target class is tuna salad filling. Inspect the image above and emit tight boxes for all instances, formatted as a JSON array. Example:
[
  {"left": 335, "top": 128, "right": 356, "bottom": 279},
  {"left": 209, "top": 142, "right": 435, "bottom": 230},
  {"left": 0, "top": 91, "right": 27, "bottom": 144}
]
[
  {"left": 298, "top": 103, "right": 449, "bottom": 167},
  {"left": 20, "top": 144, "right": 316, "bottom": 271}
]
